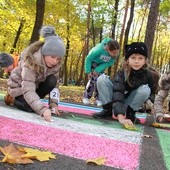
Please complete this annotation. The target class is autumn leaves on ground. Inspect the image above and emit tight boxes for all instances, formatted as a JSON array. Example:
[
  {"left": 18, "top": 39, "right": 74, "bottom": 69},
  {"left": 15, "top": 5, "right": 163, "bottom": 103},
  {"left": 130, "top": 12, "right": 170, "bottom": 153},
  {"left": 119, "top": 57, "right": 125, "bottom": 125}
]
[
  {"left": 0, "top": 144, "right": 56, "bottom": 164},
  {"left": 0, "top": 143, "right": 106, "bottom": 166}
]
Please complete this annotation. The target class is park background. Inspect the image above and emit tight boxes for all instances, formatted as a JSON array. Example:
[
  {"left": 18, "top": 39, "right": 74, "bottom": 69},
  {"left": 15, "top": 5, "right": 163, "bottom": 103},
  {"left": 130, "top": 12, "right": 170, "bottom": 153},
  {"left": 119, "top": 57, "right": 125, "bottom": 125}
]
[{"left": 0, "top": 0, "right": 170, "bottom": 87}]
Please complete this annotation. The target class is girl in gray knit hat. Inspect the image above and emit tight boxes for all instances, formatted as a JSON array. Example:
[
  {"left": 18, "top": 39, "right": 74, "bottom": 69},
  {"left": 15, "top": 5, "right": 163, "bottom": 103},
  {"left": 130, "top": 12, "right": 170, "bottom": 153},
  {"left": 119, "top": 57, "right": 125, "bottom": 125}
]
[{"left": 4, "top": 25, "right": 66, "bottom": 122}]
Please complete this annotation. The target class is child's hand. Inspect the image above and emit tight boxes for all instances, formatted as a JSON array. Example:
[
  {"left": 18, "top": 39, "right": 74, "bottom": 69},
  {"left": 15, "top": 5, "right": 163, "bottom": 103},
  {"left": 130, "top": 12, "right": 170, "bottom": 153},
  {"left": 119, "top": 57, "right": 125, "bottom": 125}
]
[
  {"left": 117, "top": 114, "right": 134, "bottom": 126},
  {"left": 92, "top": 71, "right": 98, "bottom": 77},
  {"left": 42, "top": 109, "right": 52, "bottom": 122},
  {"left": 87, "top": 73, "right": 91, "bottom": 79},
  {"left": 51, "top": 106, "right": 60, "bottom": 116},
  {"left": 156, "top": 116, "right": 164, "bottom": 123}
]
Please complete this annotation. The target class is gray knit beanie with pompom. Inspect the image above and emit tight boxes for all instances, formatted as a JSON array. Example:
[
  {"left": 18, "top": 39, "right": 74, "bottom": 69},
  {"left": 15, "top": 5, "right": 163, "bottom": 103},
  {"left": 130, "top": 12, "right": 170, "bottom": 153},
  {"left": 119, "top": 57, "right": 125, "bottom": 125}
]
[{"left": 40, "top": 25, "right": 66, "bottom": 58}]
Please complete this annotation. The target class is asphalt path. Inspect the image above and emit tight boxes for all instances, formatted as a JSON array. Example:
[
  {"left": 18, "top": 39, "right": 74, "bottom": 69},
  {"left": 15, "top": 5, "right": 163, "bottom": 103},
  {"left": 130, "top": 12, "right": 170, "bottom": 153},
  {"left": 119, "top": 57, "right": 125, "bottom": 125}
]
[{"left": 0, "top": 95, "right": 169, "bottom": 170}]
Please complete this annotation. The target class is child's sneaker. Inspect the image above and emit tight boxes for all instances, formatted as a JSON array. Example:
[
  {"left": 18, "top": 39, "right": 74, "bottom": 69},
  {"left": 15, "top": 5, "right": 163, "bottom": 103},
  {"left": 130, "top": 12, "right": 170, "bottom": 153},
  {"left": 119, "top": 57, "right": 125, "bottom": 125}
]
[
  {"left": 95, "top": 100, "right": 102, "bottom": 107},
  {"left": 83, "top": 98, "right": 90, "bottom": 105}
]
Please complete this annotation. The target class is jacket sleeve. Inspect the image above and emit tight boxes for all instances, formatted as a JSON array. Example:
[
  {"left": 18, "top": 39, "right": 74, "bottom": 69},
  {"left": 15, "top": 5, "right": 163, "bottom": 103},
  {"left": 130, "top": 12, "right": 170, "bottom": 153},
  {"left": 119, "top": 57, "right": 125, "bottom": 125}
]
[
  {"left": 94, "top": 59, "right": 114, "bottom": 73},
  {"left": 112, "top": 70, "right": 127, "bottom": 116},
  {"left": 84, "top": 49, "right": 94, "bottom": 74},
  {"left": 154, "top": 72, "right": 170, "bottom": 118},
  {"left": 148, "top": 69, "right": 160, "bottom": 103},
  {"left": 154, "top": 90, "right": 169, "bottom": 118},
  {"left": 84, "top": 47, "right": 101, "bottom": 74},
  {"left": 21, "top": 65, "right": 49, "bottom": 115},
  {"left": 49, "top": 69, "right": 60, "bottom": 108}
]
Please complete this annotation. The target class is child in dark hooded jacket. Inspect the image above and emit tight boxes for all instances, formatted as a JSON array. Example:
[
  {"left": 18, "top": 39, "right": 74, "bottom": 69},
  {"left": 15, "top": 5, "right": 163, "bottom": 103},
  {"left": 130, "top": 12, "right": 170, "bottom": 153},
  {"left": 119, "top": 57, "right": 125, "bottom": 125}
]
[{"left": 93, "top": 42, "right": 159, "bottom": 126}]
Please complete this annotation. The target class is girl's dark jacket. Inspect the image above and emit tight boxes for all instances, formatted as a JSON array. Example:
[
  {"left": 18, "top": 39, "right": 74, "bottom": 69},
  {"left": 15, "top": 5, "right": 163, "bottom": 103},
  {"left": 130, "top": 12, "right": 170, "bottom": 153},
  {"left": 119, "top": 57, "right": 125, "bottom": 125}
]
[{"left": 112, "top": 67, "right": 159, "bottom": 116}]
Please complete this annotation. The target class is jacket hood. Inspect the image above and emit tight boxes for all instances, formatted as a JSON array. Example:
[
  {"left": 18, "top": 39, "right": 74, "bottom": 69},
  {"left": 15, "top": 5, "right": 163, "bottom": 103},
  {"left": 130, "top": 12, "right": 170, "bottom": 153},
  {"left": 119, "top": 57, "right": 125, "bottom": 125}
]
[{"left": 159, "top": 73, "right": 170, "bottom": 90}]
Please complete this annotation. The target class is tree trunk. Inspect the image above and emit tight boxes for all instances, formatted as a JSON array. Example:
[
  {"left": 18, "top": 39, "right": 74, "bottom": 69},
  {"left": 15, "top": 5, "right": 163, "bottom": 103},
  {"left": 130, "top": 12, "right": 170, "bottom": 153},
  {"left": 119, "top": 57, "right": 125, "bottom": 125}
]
[
  {"left": 78, "top": 0, "right": 91, "bottom": 86},
  {"left": 12, "top": 17, "right": 25, "bottom": 51},
  {"left": 30, "top": 0, "right": 45, "bottom": 44},
  {"left": 111, "top": 0, "right": 119, "bottom": 39},
  {"left": 63, "top": 0, "right": 70, "bottom": 86},
  {"left": 144, "top": 0, "right": 160, "bottom": 59},
  {"left": 113, "top": 0, "right": 129, "bottom": 78},
  {"left": 108, "top": 0, "right": 119, "bottom": 76},
  {"left": 76, "top": 47, "right": 84, "bottom": 85},
  {"left": 137, "top": 2, "right": 149, "bottom": 41},
  {"left": 91, "top": 14, "right": 96, "bottom": 46},
  {"left": 124, "top": 0, "right": 135, "bottom": 53}
]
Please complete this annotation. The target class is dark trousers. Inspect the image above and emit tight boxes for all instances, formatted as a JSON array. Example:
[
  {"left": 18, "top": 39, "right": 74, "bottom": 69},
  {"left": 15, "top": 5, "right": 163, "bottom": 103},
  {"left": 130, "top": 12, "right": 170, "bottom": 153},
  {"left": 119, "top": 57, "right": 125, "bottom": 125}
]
[
  {"left": 84, "top": 62, "right": 101, "bottom": 100},
  {"left": 84, "top": 75, "right": 99, "bottom": 100},
  {"left": 15, "top": 74, "right": 57, "bottom": 112}
]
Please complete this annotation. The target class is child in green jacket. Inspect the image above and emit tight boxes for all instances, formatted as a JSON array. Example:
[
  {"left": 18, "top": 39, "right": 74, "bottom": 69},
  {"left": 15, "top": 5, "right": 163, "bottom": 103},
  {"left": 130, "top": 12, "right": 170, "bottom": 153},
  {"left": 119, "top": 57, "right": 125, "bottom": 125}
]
[{"left": 83, "top": 38, "right": 119, "bottom": 106}]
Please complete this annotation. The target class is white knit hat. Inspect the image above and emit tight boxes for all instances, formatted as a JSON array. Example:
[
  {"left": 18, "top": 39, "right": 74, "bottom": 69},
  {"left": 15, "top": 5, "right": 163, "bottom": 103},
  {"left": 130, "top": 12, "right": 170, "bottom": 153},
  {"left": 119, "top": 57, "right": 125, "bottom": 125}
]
[{"left": 40, "top": 26, "right": 66, "bottom": 58}]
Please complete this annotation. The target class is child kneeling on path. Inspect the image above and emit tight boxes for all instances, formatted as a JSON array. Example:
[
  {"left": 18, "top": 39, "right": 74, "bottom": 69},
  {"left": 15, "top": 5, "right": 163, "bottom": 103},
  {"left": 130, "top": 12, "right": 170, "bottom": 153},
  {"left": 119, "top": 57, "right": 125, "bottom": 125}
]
[
  {"left": 83, "top": 38, "right": 119, "bottom": 106},
  {"left": 93, "top": 42, "right": 159, "bottom": 126},
  {"left": 154, "top": 72, "right": 170, "bottom": 123},
  {"left": 4, "top": 25, "right": 66, "bottom": 122}
]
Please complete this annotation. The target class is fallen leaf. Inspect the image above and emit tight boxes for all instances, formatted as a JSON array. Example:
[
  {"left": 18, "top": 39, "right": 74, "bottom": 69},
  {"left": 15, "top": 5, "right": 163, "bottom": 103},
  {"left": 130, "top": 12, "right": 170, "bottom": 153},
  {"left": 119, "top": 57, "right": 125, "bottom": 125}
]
[
  {"left": 150, "top": 122, "right": 166, "bottom": 128},
  {"left": 0, "top": 144, "right": 33, "bottom": 164},
  {"left": 150, "top": 122, "right": 170, "bottom": 129},
  {"left": 86, "top": 157, "right": 106, "bottom": 165},
  {"left": 18, "top": 146, "right": 56, "bottom": 162},
  {"left": 124, "top": 124, "right": 137, "bottom": 131}
]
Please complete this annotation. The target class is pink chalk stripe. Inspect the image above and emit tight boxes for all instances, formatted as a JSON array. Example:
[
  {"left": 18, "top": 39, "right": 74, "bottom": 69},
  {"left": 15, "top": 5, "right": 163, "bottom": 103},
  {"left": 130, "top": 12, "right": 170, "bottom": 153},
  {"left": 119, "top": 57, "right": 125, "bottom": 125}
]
[
  {"left": 0, "top": 116, "right": 139, "bottom": 170},
  {"left": 58, "top": 106, "right": 94, "bottom": 115}
]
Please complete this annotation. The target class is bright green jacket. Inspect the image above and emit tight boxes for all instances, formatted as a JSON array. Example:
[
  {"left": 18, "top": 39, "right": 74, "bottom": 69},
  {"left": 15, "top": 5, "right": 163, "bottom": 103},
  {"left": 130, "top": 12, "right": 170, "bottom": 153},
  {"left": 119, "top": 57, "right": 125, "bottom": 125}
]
[{"left": 84, "top": 38, "right": 116, "bottom": 74}]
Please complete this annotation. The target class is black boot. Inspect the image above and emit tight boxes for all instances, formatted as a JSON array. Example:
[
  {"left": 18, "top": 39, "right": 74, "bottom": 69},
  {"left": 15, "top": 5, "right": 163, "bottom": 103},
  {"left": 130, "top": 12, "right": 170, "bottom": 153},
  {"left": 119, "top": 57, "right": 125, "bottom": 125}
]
[
  {"left": 14, "top": 96, "right": 34, "bottom": 113},
  {"left": 126, "top": 106, "right": 140, "bottom": 124},
  {"left": 92, "top": 102, "right": 112, "bottom": 118}
]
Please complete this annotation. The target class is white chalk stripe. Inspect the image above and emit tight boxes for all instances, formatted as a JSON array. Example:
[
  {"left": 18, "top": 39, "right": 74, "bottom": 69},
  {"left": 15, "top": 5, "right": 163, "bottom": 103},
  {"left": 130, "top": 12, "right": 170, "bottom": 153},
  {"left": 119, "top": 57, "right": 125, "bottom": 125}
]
[{"left": 0, "top": 105, "right": 143, "bottom": 145}]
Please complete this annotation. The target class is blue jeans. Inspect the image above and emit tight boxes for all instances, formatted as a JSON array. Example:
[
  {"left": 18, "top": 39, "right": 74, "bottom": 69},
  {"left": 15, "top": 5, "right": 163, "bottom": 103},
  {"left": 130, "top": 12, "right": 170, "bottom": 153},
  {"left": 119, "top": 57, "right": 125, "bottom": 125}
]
[{"left": 97, "top": 74, "right": 151, "bottom": 110}]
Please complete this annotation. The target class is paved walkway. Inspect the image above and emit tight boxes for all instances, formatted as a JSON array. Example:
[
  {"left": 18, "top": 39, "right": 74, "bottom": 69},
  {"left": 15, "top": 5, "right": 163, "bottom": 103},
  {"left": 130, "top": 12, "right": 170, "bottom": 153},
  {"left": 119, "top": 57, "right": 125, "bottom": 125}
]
[{"left": 0, "top": 93, "right": 169, "bottom": 170}]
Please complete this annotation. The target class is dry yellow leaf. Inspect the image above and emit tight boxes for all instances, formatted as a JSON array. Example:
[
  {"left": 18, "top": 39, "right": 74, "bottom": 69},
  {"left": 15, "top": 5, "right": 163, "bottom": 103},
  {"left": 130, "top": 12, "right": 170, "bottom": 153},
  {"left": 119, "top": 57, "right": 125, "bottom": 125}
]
[
  {"left": 0, "top": 144, "right": 33, "bottom": 164},
  {"left": 86, "top": 157, "right": 106, "bottom": 165},
  {"left": 124, "top": 124, "right": 137, "bottom": 131},
  {"left": 17, "top": 146, "right": 56, "bottom": 162},
  {"left": 150, "top": 122, "right": 170, "bottom": 128}
]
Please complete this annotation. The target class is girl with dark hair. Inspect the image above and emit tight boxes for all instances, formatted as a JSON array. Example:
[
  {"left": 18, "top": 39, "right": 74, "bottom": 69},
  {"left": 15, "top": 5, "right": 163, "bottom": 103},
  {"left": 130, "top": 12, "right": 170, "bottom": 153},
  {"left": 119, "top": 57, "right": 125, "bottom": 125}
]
[{"left": 83, "top": 38, "right": 119, "bottom": 106}]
